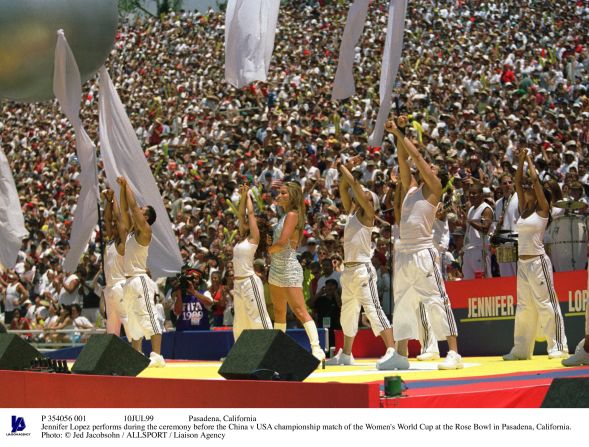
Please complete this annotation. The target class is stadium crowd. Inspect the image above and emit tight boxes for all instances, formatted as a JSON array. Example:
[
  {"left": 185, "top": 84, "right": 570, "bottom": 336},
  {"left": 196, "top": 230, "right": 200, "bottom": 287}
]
[{"left": 1, "top": 0, "right": 588, "bottom": 337}]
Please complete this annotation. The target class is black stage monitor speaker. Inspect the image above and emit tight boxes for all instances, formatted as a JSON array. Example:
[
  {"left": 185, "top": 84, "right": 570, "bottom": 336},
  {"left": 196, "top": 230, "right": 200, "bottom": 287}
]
[
  {"left": 0, "top": 334, "right": 45, "bottom": 371},
  {"left": 218, "top": 329, "right": 319, "bottom": 381},
  {"left": 72, "top": 334, "right": 149, "bottom": 376},
  {"left": 541, "top": 378, "right": 589, "bottom": 408}
]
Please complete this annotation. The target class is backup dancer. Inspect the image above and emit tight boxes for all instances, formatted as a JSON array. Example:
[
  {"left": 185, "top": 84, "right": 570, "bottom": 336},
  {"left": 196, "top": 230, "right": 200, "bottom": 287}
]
[
  {"left": 102, "top": 189, "right": 128, "bottom": 336},
  {"left": 325, "top": 156, "right": 395, "bottom": 368},
  {"left": 232, "top": 185, "right": 272, "bottom": 340},
  {"left": 117, "top": 176, "right": 165, "bottom": 367},
  {"left": 385, "top": 117, "right": 462, "bottom": 370},
  {"left": 268, "top": 182, "right": 325, "bottom": 362},
  {"left": 503, "top": 149, "right": 567, "bottom": 361}
]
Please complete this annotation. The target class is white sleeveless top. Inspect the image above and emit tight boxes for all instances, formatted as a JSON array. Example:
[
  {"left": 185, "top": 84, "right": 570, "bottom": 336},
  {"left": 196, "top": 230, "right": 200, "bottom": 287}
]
[
  {"left": 105, "top": 241, "right": 126, "bottom": 285},
  {"left": 517, "top": 211, "right": 548, "bottom": 256},
  {"left": 124, "top": 233, "right": 149, "bottom": 277},
  {"left": 343, "top": 213, "right": 373, "bottom": 263},
  {"left": 464, "top": 202, "right": 492, "bottom": 250},
  {"left": 398, "top": 185, "right": 436, "bottom": 252},
  {"left": 233, "top": 238, "right": 258, "bottom": 277},
  {"left": 5, "top": 283, "right": 20, "bottom": 311},
  {"left": 433, "top": 218, "right": 450, "bottom": 252}
]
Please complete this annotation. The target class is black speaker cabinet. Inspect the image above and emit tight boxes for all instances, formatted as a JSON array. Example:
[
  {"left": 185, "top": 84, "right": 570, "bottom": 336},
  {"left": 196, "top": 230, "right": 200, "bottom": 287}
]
[
  {"left": 72, "top": 334, "right": 149, "bottom": 376},
  {"left": 541, "top": 378, "right": 589, "bottom": 408},
  {"left": 0, "top": 334, "right": 45, "bottom": 371},
  {"left": 218, "top": 329, "right": 319, "bottom": 381}
]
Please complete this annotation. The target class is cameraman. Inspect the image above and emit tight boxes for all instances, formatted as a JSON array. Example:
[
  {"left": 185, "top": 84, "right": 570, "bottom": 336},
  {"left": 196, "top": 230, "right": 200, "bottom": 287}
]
[{"left": 172, "top": 269, "right": 213, "bottom": 331}]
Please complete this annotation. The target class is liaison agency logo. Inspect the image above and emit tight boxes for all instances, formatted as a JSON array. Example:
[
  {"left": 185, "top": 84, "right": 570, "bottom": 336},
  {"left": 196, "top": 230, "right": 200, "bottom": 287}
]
[{"left": 6, "top": 416, "right": 30, "bottom": 437}]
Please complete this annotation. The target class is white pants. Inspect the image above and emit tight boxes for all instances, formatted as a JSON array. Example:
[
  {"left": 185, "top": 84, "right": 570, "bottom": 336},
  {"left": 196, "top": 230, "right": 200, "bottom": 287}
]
[
  {"left": 123, "top": 275, "right": 162, "bottom": 341},
  {"left": 104, "top": 281, "right": 128, "bottom": 336},
  {"left": 417, "top": 248, "right": 445, "bottom": 353},
  {"left": 512, "top": 255, "right": 567, "bottom": 357},
  {"left": 462, "top": 246, "right": 492, "bottom": 279},
  {"left": 418, "top": 302, "right": 440, "bottom": 354},
  {"left": 340, "top": 263, "right": 391, "bottom": 337},
  {"left": 393, "top": 247, "right": 458, "bottom": 341},
  {"left": 232, "top": 275, "right": 272, "bottom": 340}
]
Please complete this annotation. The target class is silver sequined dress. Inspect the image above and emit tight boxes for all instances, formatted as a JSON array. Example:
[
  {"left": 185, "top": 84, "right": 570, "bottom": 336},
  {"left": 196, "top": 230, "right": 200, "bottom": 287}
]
[{"left": 268, "top": 215, "right": 303, "bottom": 287}]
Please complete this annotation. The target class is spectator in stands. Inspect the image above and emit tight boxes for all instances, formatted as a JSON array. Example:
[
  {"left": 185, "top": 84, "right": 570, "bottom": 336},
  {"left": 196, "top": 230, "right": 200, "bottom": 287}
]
[
  {"left": 3, "top": 271, "right": 29, "bottom": 326},
  {"left": 209, "top": 270, "right": 227, "bottom": 327},
  {"left": 45, "top": 305, "right": 73, "bottom": 344},
  {"left": 313, "top": 258, "right": 342, "bottom": 302},
  {"left": 58, "top": 267, "right": 82, "bottom": 307},
  {"left": 172, "top": 269, "right": 213, "bottom": 331},
  {"left": 25, "top": 295, "right": 48, "bottom": 323},
  {"left": 9, "top": 308, "right": 32, "bottom": 340},
  {"left": 37, "top": 302, "right": 61, "bottom": 342},
  {"left": 308, "top": 278, "right": 341, "bottom": 348},
  {"left": 70, "top": 303, "right": 94, "bottom": 343}
]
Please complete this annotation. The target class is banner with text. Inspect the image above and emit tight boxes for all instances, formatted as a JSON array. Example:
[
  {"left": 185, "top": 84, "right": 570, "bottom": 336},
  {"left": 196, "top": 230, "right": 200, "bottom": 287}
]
[{"left": 446, "top": 270, "right": 587, "bottom": 355}]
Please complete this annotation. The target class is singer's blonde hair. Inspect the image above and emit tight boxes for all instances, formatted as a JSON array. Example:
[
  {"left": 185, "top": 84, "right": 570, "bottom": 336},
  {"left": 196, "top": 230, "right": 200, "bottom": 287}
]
[{"left": 284, "top": 182, "right": 306, "bottom": 244}]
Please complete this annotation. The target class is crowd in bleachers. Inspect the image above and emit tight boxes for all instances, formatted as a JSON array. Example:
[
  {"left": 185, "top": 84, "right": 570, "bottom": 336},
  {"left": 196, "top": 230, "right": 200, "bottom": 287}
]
[{"left": 1, "top": 0, "right": 588, "bottom": 338}]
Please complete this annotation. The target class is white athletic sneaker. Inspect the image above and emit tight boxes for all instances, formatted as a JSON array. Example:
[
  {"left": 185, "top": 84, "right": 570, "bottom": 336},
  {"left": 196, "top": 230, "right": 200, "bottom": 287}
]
[
  {"left": 502, "top": 350, "right": 528, "bottom": 361},
  {"left": 311, "top": 346, "right": 326, "bottom": 362},
  {"left": 376, "top": 348, "right": 410, "bottom": 370},
  {"left": 438, "top": 350, "right": 464, "bottom": 370},
  {"left": 148, "top": 352, "right": 166, "bottom": 368},
  {"left": 547, "top": 350, "right": 567, "bottom": 359},
  {"left": 325, "top": 348, "right": 354, "bottom": 366},
  {"left": 416, "top": 352, "right": 440, "bottom": 361},
  {"left": 561, "top": 346, "right": 589, "bottom": 367}
]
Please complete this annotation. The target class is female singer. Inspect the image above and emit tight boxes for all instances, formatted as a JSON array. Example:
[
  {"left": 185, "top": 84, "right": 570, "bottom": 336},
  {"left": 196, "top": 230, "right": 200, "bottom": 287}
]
[
  {"left": 268, "top": 182, "right": 325, "bottom": 361},
  {"left": 232, "top": 185, "right": 272, "bottom": 340},
  {"left": 503, "top": 149, "right": 567, "bottom": 360}
]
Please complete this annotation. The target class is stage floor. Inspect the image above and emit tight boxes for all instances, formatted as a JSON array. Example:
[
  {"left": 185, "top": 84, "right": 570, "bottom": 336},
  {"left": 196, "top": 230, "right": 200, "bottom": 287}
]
[
  {"left": 134, "top": 355, "right": 576, "bottom": 384},
  {"left": 132, "top": 355, "right": 589, "bottom": 408}
]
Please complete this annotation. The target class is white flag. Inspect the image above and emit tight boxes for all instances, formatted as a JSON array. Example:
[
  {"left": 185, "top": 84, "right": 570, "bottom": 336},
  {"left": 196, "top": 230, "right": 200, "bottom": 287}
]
[
  {"left": 331, "top": 0, "right": 370, "bottom": 100},
  {"left": 53, "top": 30, "right": 99, "bottom": 273},
  {"left": 98, "top": 67, "right": 182, "bottom": 279},
  {"left": 0, "top": 148, "right": 29, "bottom": 269},
  {"left": 368, "top": 0, "right": 408, "bottom": 146},
  {"left": 225, "top": 0, "right": 281, "bottom": 88}
]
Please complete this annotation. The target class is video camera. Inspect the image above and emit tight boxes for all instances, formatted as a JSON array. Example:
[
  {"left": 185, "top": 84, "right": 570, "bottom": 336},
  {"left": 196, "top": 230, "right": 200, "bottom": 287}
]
[{"left": 176, "top": 267, "right": 202, "bottom": 292}]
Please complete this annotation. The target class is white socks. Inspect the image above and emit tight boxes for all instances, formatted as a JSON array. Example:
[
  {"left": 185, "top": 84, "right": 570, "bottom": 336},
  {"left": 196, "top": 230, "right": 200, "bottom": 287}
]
[{"left": 274, "top": 322, "right": 287, "bottom": 332}]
